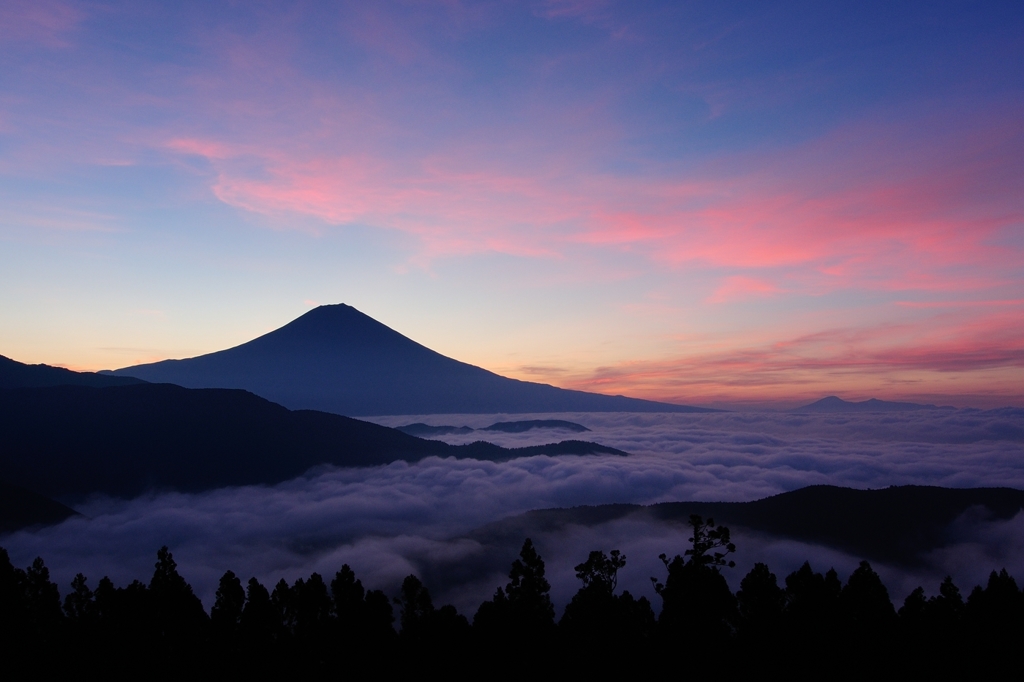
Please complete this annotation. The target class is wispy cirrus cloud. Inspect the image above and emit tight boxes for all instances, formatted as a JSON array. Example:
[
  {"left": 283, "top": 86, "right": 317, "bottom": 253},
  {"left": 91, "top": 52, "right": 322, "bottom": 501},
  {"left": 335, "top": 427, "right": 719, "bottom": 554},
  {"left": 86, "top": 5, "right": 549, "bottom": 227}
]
[
  {"left": 707, "top": 275, "right": 780, "bottom": 303},
  {"left": 551, "top": 310, "right": 1024, "bottom": 406},
  {"left": 9, "top": 2, "right": 1021, "bottom": 293},
  {"left": 161, "top": 106, "right": 1023, "bottom": 288}
]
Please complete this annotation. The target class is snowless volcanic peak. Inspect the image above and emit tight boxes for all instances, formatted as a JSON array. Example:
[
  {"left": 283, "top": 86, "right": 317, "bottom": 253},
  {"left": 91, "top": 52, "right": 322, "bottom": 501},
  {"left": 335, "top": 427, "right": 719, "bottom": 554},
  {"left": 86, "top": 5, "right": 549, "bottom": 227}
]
[{"left": 113, "top": 304, "right": 709, "bottom": 416}]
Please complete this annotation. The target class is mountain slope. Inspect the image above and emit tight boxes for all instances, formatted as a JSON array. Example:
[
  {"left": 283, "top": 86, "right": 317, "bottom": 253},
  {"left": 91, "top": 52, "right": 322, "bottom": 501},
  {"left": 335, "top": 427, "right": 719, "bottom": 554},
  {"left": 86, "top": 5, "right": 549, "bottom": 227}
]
[
  {"left": 0, "top": 354, "right": 143, "bottom": 389},
  {"left": 110, "top": 304, "right": 709, "bottom": 416},
  {"left": 0, "top": 383, "right": 624, "bottom": 501},
  {"left": 0, "top": 480, "right": 80, "bottom": 534}
]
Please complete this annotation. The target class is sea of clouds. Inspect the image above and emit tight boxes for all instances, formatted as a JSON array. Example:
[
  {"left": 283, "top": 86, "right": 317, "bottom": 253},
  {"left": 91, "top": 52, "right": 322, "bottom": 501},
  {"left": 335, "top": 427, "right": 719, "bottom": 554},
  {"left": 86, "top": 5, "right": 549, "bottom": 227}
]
[{"left": 3, "top": 409, "right": 1023, "bottom": 615}]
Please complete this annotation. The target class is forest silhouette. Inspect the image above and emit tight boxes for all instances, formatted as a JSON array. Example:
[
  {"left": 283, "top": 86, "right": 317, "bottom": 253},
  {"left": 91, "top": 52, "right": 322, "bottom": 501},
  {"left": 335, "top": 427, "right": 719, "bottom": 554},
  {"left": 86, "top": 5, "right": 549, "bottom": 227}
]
[{"left": 2, "top": 515, "right": 1021, "bottom": 678}]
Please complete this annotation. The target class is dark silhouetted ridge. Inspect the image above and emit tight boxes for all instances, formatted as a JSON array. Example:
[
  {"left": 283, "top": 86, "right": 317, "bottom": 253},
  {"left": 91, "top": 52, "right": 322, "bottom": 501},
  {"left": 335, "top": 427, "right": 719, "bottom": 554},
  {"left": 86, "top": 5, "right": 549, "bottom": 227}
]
[
  {"left": 0, "top": 354, "right": 143, "bottom": 389},
  {"left": 0, "top": 383, "right": 626, "bottom": 500},
  {"left": 396, "top": 423, "right": 475, "bottom": 436},
  {"left": 471, "top": 485, "right": 1024, "bottom": 567},
  {"left": 111, "top": 304, "right": 710, "bottom": 415},
  {"left": 396, "top": 419, "right": 589, "bottom": 437},
  {"left": 481, "top": 419, "right": 589, "bottom": 433}
]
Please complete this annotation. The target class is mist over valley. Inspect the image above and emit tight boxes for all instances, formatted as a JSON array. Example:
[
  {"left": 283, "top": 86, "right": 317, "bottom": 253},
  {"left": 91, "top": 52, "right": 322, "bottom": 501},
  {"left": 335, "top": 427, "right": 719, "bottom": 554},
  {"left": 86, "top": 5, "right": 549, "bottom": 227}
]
[{"left": 4, "top": 405, "right": 1023, "bottom": 617}]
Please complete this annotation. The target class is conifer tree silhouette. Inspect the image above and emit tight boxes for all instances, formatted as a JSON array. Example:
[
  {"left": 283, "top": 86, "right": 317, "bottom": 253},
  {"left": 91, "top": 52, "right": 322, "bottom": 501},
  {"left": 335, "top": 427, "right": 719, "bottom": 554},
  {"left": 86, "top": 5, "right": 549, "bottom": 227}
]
[
  {"left": 396, "top": 574, "right": 435, "bottom": 639},
  {"left": 212, "top": 570, "right": 245, "bottom": 631},
  {"left": 505, "top": 538, "right": 555, "bottom": 624},
  {"left": 475, "top": 538, "right": 555, "bottom": 635},
  {"left": 148, "top": 546, "right": 208, "bottom": 667},
  {"left": 737, "top": 562, "right": 784, "bottom": 634},
  {"left": 21, "top": 556, "right": 63, "bottom": 644},
  {"left": 63, "top": 573, "right": 95, "bottom": 622},
  {"left": 239, "top": 577, "right": 278, "bottom": 648}
]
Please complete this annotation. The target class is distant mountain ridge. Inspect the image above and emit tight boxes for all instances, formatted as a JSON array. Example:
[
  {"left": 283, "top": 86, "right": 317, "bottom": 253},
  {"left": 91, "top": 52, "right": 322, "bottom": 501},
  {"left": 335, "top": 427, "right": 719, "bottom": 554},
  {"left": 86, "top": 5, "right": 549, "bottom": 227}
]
[
  {"left": 110, "top": 304, "right": 710, "bottom": 416},
  {"left": 397, "top": 419, "right": 589, "bottom": 437},
  {"left": 397, "top": 424, "right": 476, "bottom": 437},
  {"left": 795, "top": 395, "right": 951, "bottom": 412},
  {"left": 483, "top": 419, "right": 589, "bottom": 433}
]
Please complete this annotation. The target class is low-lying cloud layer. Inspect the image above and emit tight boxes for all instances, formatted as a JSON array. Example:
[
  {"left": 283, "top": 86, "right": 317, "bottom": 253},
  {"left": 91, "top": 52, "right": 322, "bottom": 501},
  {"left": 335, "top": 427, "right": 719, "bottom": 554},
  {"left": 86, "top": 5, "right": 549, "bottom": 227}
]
[{"left": 3, "top": 409, "right": 1023, "bottom": 615}]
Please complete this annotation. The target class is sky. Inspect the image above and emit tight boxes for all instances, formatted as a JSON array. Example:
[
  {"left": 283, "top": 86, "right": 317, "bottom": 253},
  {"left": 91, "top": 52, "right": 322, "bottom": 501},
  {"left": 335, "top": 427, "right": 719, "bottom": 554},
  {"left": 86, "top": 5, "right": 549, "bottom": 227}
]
[{"left": 1, "top": 0, "right": 1022, "bottom": 407}]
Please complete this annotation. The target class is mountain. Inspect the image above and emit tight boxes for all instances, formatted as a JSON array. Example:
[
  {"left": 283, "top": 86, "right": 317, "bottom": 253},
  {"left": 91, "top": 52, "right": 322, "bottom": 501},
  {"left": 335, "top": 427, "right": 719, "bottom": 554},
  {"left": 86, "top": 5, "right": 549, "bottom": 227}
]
[
  {"left": 470, "top": 485, "right": 1024, "bottom": 567},
  {"left": 0, "top": 480, "right": 80, "bottom": 534},
  {"left": 396, "top": 424, "right": 476, "bottom": 436},
  {"left": 110, "top": 304, "right": 710, "bottom": 416},
  {"left": 482, "top": 419, "right": 590, "bottom": 433},
  {"left": 794, "top": 395, "right": 949, "bottom": 413},
  {"left": 0, "top": 383, "right": 625, "bottom": 501},
  {"left": 396, "top": 419, "right": 589, "bottom": 437},
  {"left": 0, "top": 354, "right": 143, "bottom": 389}
]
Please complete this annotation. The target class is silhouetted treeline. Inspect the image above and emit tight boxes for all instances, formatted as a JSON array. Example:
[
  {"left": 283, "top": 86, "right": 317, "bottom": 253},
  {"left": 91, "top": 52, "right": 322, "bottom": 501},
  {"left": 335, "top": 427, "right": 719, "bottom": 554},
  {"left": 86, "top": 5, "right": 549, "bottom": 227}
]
[{"left": 2, "top": 516, "right": 1022, "bottom": 678}]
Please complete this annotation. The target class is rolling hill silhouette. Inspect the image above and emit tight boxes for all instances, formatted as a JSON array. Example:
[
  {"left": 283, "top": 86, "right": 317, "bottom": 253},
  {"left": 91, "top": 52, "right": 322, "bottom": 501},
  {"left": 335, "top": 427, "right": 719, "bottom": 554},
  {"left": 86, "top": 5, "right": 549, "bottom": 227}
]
[
  {"left": 0, "top": 383, "right": 625, "bottom": 502},
  {"left": 110, "top": 304, "right": 709, "bottom": 416},
  {"left": 470, "top": 485, "right": 1024, "bottom": 567}
]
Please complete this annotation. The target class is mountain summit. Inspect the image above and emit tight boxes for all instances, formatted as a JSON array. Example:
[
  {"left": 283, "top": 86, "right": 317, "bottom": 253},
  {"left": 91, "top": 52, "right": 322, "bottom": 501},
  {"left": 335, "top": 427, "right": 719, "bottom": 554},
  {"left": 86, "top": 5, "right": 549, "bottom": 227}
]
[{"left": 112, "top": 304, "right": 707, "bottom": 415}]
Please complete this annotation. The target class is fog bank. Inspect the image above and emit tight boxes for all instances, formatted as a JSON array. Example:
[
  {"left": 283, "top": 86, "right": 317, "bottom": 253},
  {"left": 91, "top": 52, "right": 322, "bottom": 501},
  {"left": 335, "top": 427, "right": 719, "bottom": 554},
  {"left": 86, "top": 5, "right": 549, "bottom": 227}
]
[{"left": 3, "top": 409, "right": 1022, "bottom": 613}]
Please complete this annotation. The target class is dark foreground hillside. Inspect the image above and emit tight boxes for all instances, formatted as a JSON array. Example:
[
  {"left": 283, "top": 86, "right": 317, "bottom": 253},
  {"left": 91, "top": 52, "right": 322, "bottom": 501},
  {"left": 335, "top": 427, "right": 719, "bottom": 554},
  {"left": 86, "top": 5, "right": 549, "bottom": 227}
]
[
  {"left": 0, "top": 384, "right": 624, "bottom": 502},
  {"left": 3, "top": 517, "right": 1022, "bottom": 679}
]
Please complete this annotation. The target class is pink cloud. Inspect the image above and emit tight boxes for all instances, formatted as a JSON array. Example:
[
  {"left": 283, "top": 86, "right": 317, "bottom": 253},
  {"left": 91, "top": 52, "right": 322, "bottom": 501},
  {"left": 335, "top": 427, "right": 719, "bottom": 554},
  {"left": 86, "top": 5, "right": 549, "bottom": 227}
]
[
  {"left": 579, "top": 119, "right": 1024, "bottom": 297},
  {"left": 895, "top": 299, "right": 1024, "bottom": 309},
  {"left": 551, "top": 309, "right": 1024, "bottom": 406},
  {"left": 166, "top": 138, "right": 236, "bottom": 161},
  {"left": 707, "top": 276, "right": 780, "bottom": 303},
  {"left": 13, "top": 1, "right": 1010, "bottom": 301},
  {"left": 168, "top": 137, "right": 586, "bottom": 260},
  {"left": 142, "top": 17, "right": 1022, "bottom": 344},
  {"left": 161, "top": 102, "right": 1022, "bottom": 300}
]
